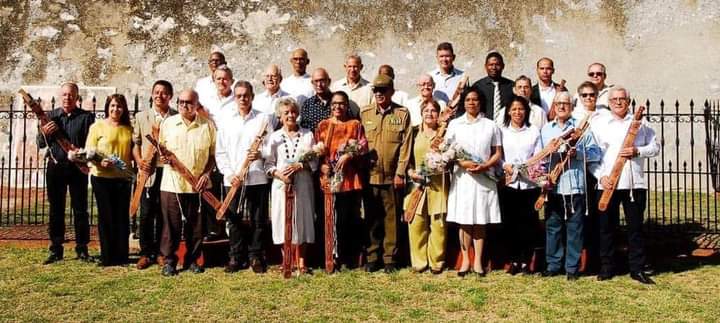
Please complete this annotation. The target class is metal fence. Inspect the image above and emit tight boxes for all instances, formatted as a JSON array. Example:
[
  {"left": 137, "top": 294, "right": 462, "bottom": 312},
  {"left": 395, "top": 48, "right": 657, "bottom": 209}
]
[{"left": 0, "top": 95, "right": 719, "bottom": 234}]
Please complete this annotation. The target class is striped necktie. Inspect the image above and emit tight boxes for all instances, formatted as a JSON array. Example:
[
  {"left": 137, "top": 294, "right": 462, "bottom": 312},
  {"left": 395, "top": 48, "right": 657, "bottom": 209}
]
[{"left": 493, "top": 81, "right": 502, "bottom": 120}]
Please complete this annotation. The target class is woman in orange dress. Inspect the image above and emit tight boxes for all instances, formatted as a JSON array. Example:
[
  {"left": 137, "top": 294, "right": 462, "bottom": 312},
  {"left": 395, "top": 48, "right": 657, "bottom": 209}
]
[{"left": 315, "top": 91, "right": 368, "bottom": 269}]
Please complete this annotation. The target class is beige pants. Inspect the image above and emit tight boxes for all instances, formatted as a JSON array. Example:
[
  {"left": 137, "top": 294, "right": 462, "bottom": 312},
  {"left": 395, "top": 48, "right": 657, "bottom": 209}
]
[{"left": 408, "top": 202, "right": 446, "bottom": 271}]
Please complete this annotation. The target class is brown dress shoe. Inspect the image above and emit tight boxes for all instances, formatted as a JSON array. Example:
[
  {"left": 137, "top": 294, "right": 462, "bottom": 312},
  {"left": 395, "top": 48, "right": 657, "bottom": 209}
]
[{"left": 136, "top": 256, "right": 153, "bottom": 270}]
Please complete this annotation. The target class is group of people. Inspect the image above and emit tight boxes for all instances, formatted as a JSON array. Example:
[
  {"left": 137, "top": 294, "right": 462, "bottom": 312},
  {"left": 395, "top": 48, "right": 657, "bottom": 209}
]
[{"left": 37, "top": 42, "right": 659, "bottom": 284}]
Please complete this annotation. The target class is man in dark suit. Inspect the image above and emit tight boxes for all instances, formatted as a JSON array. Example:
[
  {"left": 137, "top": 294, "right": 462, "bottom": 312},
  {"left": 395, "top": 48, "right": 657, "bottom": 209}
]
[
  {"left": 470, "top": 52, "right": 514, "bottom": 120},
  {"left": 530, "top": 57, "right": 567, "bottom": 121}
]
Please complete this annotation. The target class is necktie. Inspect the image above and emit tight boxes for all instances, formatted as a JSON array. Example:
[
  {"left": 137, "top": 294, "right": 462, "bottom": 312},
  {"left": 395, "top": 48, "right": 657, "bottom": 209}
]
[{"left": 493, "top": 81, "right": 502, "bottom": 120}]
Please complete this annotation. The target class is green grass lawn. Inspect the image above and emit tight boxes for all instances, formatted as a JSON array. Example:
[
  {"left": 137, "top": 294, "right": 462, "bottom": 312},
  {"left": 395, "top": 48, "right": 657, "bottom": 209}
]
[{"left": 0, "top": 246, "right": 718, "bottom": 321}]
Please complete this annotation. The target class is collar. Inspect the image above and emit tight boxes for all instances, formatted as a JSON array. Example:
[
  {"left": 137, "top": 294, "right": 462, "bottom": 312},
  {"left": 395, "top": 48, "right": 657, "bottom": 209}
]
[
  {"left": 433, "top": 67, "right": 461, "bottom": 77},
  {"left": 609, "top": 112, "right": 633, "bottom": 122},
  {"left": 458, "top": 112, "right": 485, "bottom": 124},
  {"left": 538, "top": 81, "right": 557, "bottom": 91},
  {"left": 341, "top": 77, "right": 368, "bottom": 90},
  {"left": 261, "top": 89, "right": 286, "bottom": 99},
  {"left": 549, "top": 116, "right": 576, "bottom": 130},
  {"left": 234, "top": 108, "right": 260, "bottom": 121},
  {"left": 505, "top": 124, "right": 529, "bottom": 133},
  {"left": 376, "top": 103, "right": 393, "bottom": 115}
]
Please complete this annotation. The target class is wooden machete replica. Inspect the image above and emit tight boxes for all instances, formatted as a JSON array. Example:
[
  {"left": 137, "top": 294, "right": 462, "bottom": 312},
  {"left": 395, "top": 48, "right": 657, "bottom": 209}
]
[
  {"left": 144, "top": 134, "right": 221, "bottom": 210},
  {"left": 129, "top": 124, "right": 160, "bottom": 218},
  {"left": 19, "top": 89, "right": 90, "bottom": 174},
  {"left": 598, "top": 106, "right": 646, "bottom": 211}
]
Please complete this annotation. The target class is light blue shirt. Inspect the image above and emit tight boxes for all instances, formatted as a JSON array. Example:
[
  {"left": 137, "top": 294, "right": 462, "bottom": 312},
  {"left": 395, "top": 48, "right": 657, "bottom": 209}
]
[{"left": 540, "top": 117, "right": 601, "bottom": 195}]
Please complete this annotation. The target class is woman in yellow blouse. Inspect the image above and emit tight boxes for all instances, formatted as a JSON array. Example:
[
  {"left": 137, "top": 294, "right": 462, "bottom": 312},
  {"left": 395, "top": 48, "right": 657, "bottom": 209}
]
[
  {"left": 405, "top": 100, "right": 449, "bottom": 274},
  {"left": 85, "top": 94, "right": 134, "bottom": 266}
]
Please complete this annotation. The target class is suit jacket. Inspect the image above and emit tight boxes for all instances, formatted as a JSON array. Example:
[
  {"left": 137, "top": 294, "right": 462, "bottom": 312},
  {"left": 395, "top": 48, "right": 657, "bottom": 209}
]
[
  {"left": 530, "top": 81, "right": 568, "bottom": 107},
  {"left": 132, "top": 107, "right": 178, "bottom": 187},
  {"left": 471, "top": 76, "right": 514, "bottom": 120}
]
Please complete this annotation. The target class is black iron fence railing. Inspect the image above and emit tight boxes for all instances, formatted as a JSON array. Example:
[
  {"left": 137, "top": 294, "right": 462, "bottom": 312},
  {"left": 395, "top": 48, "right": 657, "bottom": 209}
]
[{"left": 0, "top": 95, "right": 719, "bottom": 234}]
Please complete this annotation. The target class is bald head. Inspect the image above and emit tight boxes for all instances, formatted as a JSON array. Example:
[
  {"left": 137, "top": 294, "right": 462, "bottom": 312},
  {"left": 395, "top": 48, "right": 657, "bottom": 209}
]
[
  {"left": 290, "top": 48, "right": 310, "bottom": 76},
  {"left": 416, "top": 74, "right": 435, "bottom": 98},
  {"left": 178, "top": 89, "right": 199, "bottom": 121}
]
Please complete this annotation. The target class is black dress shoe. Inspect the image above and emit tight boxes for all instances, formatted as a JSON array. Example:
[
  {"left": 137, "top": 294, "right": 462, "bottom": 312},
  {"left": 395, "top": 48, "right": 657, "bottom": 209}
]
[
  {"left": 630, "top": 271, "right": 655, "bottom": 285},
  {"left": 457, "top": 268, "right": 470, "bottom": 277},
  {"left": 250, "top": 258, "right": 266, "bottom": 274},
  {"left": 541, "top": 270, "right": 561, "bottom": 277},
  {"left": 383, "top": 264, "right": 397, "bottom": 274},
  {"left": 76, "top": 251, "right": 94, "bottom": 262},
  {"left": 161, "top": 264, "right": 178, "bottom": 277},
  {"left": 224, "top": 260, "right": 241, "bottom": 273},
  {"left": 597, "top": 272, "right": 614, "bottom": 281},
  {"left": 364, "top": 261, "right": 382, "bottom": 273},
  {"left": 508, "top": 263, "right": 520, "bottom": 276},
  {"left": 43, "top": 253, "right": 63, "bottom": 265},
  {"left": 567, "top": 272, "right": 580, "bottom": 281},
  {"left": 189, "top": 263, "right": 205, "bottom": 274}
]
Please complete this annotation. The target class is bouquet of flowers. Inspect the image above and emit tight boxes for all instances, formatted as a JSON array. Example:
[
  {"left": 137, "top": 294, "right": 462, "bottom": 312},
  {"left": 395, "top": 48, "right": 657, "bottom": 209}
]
[
  {"left": 329, "top": 138, "right": 366, "bottom": 192},
  {"left": 296, "top": 142, "right": 326, "bottom": 164},
  {"left": 68, "top": 148, "right": 135, "bottom": 180},
  {"left": 509, "top": 162, "right": 549, "bottom": 188},
  {"left": 451, "top": 145, "right": 502, "bottom": 182},
  {"left": 423, "top": 141, "right": 459, "bottom": 175}
]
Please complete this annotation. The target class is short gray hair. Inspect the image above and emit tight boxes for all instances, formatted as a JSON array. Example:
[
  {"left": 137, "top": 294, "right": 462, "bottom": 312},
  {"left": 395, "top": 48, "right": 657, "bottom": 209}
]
[
  {"left": 275, "top": 97, "right": 299, "bottom": 116},
  {"left": 552, "top": 91, "right": 572, "bottom": 103},
  {"left": 609, "top": 86, "right": 630, "bottom": 100}
]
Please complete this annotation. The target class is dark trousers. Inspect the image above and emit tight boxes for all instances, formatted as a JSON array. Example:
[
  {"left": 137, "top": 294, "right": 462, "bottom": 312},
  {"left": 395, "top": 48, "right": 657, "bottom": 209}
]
[
  {"left": 598, "top": 189, "right": 647, "bottom": 273},
  {"left": 583, "top": 174, "right": 600, "bottom": 272},
  {"left": 363, "top": 185, "right": 399, "bottom": 265},
  {"left": 226, "top": 184, "right": 270, "bottom": 262},
  {"left": 138, "top": 167, "right": 163, "bottom": 257},
  {"left": 499, "top": 187, "right": 541, "bottom": 264},
  {"left": 160, "top": 191, "right": 203, "bottom": 268},
  {"left": 202, "top": 169, "right": 224, "bottom": 236},
  {"left": 91, "top": 176, "right": 130, "bottom": 265},
  {"left": 335, "top": 190, "right": 363, "bottom": 268},
  {"left": 545, "top": 193, "right": 585, "bottom": 274},
  {"left": 46, "top": 160, "right": 89, "bottom": 255}
]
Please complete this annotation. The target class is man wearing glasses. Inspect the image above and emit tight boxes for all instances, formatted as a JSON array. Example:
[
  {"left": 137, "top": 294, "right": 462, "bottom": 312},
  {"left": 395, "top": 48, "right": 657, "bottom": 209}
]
[
  {"left": 158, "top": 90, "right": 216, "bottom": 276},
  {"left": 195, "top": 52, "right": 226, "bottom": 106},
  {"left": 299, "top": 68, "right": 333, "bottom": 132},
  {"left": 280, "top": 48, "right": 315, "bottom": 107},
  {"left": 574, "top": 63, "right": 612, "bottom": 110},
  {"left": 591, "top": 87, "right": 659, "bottom": 284},
  {"left": 360, "top": 74, "right": 412, "bottom": 273}
]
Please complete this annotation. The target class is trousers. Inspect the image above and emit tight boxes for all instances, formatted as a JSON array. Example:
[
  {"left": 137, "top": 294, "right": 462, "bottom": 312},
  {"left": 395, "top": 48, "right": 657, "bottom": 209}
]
[
  {"left": 91, "top": 176, "right": 130, "bottom": 265},
  {"left": 159, "top": 191, "right": 203, "bottom": 267},
  {"left": 598, "top": 189, "right": 647, "bottom": 273},
  {"left": 545, "top": 193, "right": 585, "bottom": 274},
  {"left": 46, "top": 160, "right": 89, "bottom": 255}
]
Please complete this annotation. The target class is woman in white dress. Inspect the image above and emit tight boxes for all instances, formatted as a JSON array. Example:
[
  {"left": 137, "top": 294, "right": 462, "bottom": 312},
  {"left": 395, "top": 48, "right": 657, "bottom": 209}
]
[
  {"left": 264, "top": 98, "right": 318, "bottom": 273},
  {"left": 446, "top": 87, "right": 503, "bottom": 276}
]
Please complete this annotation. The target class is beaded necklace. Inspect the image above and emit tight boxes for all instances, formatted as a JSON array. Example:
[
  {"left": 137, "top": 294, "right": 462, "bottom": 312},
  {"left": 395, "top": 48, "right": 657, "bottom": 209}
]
[{"left": 281, "top": 129, "right": 301, "bottom": 162}]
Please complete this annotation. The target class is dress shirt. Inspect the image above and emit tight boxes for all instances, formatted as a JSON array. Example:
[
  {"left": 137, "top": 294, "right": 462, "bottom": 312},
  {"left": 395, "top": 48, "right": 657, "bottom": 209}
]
[
  {"left": 299, "top": 94, "right": 331, "bottom": 132},
  {"left": 132, "top": 107, "right": 177, "bottom": 186},
  {"left": 494, "top": 103, "right": 547, "bottom": 130},
  {"left": 215, "top": 109, "right": 273, "bottom": 187},
  {"left": 591, "top": 113, "right": 659, "bottom": 190},
  {"left": 470, "top": 76, "right": 515, "bottom": 120},
  {"left": 280, "top": 74, "right": 314, "bottom": 107},
  {"left": 194, "top": 76, "right": 216, "bottom": 108},
  {"left": 252, "top": 89, "right": 290, "bottom": 129},
  {"left": 392, "top": 90, "right": 410, "bottom": 106},
  {"left": 540, "top": 117, "right": 602, "bottom": 195},
  {"left": 501, "top": 125, "right": 542, "bottom": 189},
  {"left": 331, "top": 77, "right": 372, "bottom": 117},
  {"left": 429, "top": 67, "right": 464, "bottom": 103},
  {"left": 406, "top": 96, "right": 447, "bottom": 127},
  {"left": 572, "top": 107, "right": 611, "bottom": 126},
  {"left": 199, "top": 89, "right": 235, "bottom": 130},
  {"left": 36, "top": 107, "right": 95, "bottom": 163},
  {"left": 159, "top": 114, "right": 216, "bottom": 193},
  {"left": 538, "top": 83, "right": 557, "bottom": 113}
]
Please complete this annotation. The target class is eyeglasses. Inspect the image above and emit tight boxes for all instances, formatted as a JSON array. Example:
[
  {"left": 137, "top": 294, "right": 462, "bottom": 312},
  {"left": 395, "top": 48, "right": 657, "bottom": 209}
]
[
  {"left": 331, "top": 102, "right": 347, "bottom": 107},
  {"left": 264, "top": 75, "right": 280, "bottom": 79},
  {"left": 312, "top": 79, "right": 329, "bottom": 84},
  {"left": 555, "top": 102, "right": 571, "bottom": 107},
  {"left": 588, "top": 72, "right": 605, "bottom": 77},
  {"left": 610, "top": 97, "right": 628, "bottom": 103},
  {"left": 372, "top": 87, "right": 389, "bottom": 93},
  {"left": 580, "top": 92, "right": 597, "bottom": 98},
  {"left": 178, "top": 100, "right": 195, "bottom": 107}
]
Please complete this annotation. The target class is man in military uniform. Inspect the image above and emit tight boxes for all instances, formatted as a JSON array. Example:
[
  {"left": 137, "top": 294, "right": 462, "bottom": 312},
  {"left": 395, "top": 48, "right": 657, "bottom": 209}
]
[{"left": 360, "top": 74, "right": 412, "bottom": 273}]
